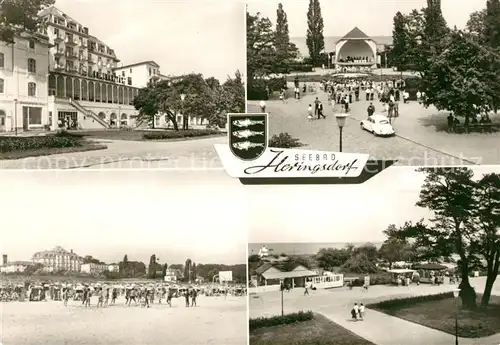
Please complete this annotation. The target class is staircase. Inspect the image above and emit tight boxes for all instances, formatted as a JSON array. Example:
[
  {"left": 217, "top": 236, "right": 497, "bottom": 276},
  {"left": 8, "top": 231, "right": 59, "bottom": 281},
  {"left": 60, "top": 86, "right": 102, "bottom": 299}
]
[{"left": 69, "top": 98, "right": 109, "bottom": 128}]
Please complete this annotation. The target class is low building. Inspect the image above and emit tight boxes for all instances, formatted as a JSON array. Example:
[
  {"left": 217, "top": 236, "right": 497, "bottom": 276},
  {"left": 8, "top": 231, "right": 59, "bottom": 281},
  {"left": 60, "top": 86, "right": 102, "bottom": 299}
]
[
  {"left": 0, "top": 261, "right": 34, "bottom": 273},
  {"left": 108, "top": 263, "right": 119, "bottom": 272},
  {"left": 80, "top": 262, "right": 107, "bottom": 275},
  {"left": 164, "top": 268, "right": 181, "bottom": 282},
  {"left": 253, "top": 263, "right": 318, "bottom": 288}
]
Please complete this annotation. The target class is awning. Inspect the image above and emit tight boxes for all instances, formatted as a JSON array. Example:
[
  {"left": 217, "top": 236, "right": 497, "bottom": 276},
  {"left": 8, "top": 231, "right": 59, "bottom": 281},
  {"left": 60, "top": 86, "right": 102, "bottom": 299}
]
[{"left": 262, "top": 270, "right": 318, "bottom": 280}]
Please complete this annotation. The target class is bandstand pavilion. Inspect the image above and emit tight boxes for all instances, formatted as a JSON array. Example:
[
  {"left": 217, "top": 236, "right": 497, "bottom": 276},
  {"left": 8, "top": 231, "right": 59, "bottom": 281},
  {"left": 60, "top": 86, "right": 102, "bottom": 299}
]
[{"left": 334, "top": 27, "right": 378, "bottom": 72}]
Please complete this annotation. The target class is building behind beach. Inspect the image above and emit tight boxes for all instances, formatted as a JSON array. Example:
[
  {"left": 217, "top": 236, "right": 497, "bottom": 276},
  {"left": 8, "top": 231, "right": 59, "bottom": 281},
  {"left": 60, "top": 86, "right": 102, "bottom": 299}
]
[{"left": 32, "top": 246, "right": 82, "bottom": 272}]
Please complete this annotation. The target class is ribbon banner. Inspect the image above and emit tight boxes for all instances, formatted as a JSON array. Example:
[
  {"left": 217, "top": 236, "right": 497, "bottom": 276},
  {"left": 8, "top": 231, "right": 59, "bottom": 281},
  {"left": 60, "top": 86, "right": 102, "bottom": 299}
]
[{"left": 217, "top": 113, "right": 395, "bottom": 184}]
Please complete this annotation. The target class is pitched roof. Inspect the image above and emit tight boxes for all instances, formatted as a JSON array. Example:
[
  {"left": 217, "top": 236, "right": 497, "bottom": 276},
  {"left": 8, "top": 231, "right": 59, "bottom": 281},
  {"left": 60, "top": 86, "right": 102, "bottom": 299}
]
[
  {"left": 414, "top": 263, "right": 448, "bottom": 270},
  {"left": 262, "top": 268, "right": 317, "bottom": 280},
  {"left": 255, "top": 263, "right": 275, "bottom": 275},
  {"left": 340, "top": 27, "right": 371, "bottom": 40},
  {"left": 114, "top": 61, "right": 160, "bottom": 70}
]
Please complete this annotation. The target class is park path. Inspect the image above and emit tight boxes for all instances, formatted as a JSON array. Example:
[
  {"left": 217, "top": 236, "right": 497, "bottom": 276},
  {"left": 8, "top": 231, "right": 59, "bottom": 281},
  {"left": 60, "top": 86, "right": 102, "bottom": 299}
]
[
  {"left": 249, "top": 277, "right": 500, "bottom": 345},
  {"left": 320, "top": 307, "right": 500, "bottom": 345}
]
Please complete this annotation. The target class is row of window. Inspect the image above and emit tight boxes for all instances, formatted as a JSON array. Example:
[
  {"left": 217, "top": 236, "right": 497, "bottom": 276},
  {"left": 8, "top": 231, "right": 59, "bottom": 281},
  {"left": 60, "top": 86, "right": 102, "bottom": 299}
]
[
  {"left": 0, "top": 53, "right": 37, "bottom": 73},
  {"left": 0, "top": 79, "right": 37, "bottom": 96}
]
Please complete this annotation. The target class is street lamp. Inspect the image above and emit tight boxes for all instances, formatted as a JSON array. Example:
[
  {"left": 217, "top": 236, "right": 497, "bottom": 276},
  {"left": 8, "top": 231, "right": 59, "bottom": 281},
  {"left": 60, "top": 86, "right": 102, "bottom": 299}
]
[
  {"left": 180, "top": 93, "right": 186, "bottom": 130},
  {"left": 280, "top": 281, "right": 284, "bottom": 317},
  {"left": 452, "top": 288, "right": 461, "bottom": 345},
  {"left": 335, "top": 113, "right": 349, "bottom": 152}
]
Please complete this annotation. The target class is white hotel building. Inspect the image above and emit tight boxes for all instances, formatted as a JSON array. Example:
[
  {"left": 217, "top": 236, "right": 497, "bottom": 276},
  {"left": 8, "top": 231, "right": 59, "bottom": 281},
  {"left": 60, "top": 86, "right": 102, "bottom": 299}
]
[{"left": 0, "top": 6, "right": 202, "bottom": 133}]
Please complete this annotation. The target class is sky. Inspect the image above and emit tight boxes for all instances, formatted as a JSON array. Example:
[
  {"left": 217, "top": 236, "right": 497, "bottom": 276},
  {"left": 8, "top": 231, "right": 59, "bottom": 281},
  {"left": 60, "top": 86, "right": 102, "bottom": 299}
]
[
  {"left": 247, "top": 0, "right": 488, "bottom": 36},
  {"left": 0, "top": 170, "right": 247, "bottom": 265},
  {"left": 248, "top": 165, "right": 500, "bottom": 244},
  {"left": 53, "top": 0, "right": 245, "bottom": 81}
]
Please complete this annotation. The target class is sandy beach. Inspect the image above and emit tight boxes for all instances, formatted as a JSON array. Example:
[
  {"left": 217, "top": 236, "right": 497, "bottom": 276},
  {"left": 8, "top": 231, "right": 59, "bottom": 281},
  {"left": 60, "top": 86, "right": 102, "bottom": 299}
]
[{"left": 0, "top": 294, "right": 247, "bottom": 345}]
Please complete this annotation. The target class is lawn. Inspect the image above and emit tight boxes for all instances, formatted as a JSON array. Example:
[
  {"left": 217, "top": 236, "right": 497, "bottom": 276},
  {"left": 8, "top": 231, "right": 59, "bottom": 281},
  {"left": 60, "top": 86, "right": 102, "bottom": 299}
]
[
  {"left": 369, "top": 294, "right": 500, "bottom": 338},
  {"left": 70, "top": 128, "right": 224, "bottom": 141},
  {"left": 250, "top": 313, "right": 374, "bottom": 345},
  {"left": 0, "top": 144, "right": 107, "bottom": 160}
]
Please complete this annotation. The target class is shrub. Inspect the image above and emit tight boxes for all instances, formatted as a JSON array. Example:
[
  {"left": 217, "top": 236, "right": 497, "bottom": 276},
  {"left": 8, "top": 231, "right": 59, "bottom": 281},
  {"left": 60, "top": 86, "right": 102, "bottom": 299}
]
[
  {"left": 249, "top": 310, "right": 314, "bottom": 331},
  {"left": 368, "top": 292, "right": 453, "bottom": 312},
  {"left": 267, "top": 77, "right": 287, "bottom": 92},
  {"left": 269, "top": 133, "right": 303, "bottom": 148},
  {"left": 142, "top": 129, "right": 220, "bottom": 140},
  {"left": 290, "top": 63, "right": 314, "bottom": 72},
  {"left": 0, "top": 134, "right": 83, "bottom": 153}
]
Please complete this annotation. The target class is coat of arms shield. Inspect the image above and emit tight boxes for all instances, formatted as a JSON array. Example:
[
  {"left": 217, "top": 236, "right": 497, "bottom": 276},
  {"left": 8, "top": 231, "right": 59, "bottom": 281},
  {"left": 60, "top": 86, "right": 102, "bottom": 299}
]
[{"left": 228, "top": 113, "right": 268, "bottom": 161}]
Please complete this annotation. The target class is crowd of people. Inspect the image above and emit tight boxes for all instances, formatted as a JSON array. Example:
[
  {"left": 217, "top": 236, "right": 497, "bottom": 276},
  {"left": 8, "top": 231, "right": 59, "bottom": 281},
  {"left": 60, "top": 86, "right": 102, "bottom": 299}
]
[{"left": 0, "top": 280, "right": 246, "bottom": 307}]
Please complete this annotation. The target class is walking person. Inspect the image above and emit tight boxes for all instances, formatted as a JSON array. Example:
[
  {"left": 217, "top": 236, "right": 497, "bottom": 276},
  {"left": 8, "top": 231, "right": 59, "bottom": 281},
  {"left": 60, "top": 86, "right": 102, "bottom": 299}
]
[
  {"left": 307, "top": 104, "right": 313, "bottom": 122},
  {"left": 191, "top": 289, "right": 197, "bottom": 307},
  {"left": 304, "top": 285, "right": 309, "bottom": 295},
  {"left": 259, "top": 100, "right": 266, "bottom": 113},
  {"left": 317, "top": 101, "right": 326, "bottom": 119},
  {"left": 367, "top": 102, "right": 375, "bottom": 119},
  {"left": 314, "top": 97, "right": 320, "bottom": 116},
  {"left": 359, "top": 303, "right": 365, "bottom": 320},
  {"left": 185, "top": 290, "right": 190, "bottom": 307}
]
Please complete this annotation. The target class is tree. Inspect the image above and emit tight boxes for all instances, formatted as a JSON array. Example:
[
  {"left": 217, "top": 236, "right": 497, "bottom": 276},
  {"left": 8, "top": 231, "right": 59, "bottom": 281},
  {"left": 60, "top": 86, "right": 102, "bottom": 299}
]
[
  {"left": 82, "top": 255, "right": 104, "bottom": 265},
  {"left": 420, "top": 29, "right": 500, "bottom": 125},
  {"left": 246, "top": 11, "right": 276, "bottom": 88},
  {"left": 306, "top": 0, "right": 325, "bottom": 66},
  {"left": 473, "top": 173, "right": 500, "bottom": 307},
  {"left": 484, "top": 0, "right": 500, "bottom": 50},
  {"left": 275, "top": 3, "right": 298, "bottom": 74},
  {"left": 192, "top": 262, "right": 197, "bottom": 280},
  {"left": 415, "top": 167, "right": 479, "bottom": 309},
  {"left": 148, "top": 254, "right": 156, "bottom": 279},
  {"left": 391, "top": 12, "right": 409, "bottom": 71},
  {"left": 379, "top": 237, "right": 412, "bottom": 269},
  {"left": 342, "top": 253, "right": 377, "bottom": 274},
  {"left": 0, "top": 0, "right": 55, "bottom": 44},
  {"left": 184, "top": 258, "right": 192, "bottom": 282},
  {"left": 467, "top": 9, "right": 487, "bottom": 42},
  {"left": 315, "top": 248, "right": 350, "bottom": 270},
  {"left": 162, "top": 263, "right": 168, "bottom": 277},
  {"left": 133, "top": 80, "right": 179, "bottom": 130}
]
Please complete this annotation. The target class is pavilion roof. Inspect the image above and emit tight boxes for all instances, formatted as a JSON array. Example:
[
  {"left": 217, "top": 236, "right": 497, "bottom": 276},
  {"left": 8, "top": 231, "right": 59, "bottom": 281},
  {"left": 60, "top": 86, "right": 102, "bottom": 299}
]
[{"left": 339, "top": 27, "right": 371, "bottom": 41}]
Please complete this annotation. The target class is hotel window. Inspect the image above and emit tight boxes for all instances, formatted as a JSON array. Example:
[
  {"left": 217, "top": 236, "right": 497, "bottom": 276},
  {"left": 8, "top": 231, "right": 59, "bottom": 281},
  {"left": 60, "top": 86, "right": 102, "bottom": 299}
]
[
  {"left": 54, "top": 27, "right": 59, "bottom": 35},
  {"left": 23, "top": 106, "right": 42, "bottom": 125},
  {"left": 149, "top": 68, "right": 151, "bottom": 76},
  {"left": 0, "top": 78, "right": 4, "bottom": 93},
  {"left": 27, "top": 58, "right": 36, "bottom": 73},
  {"left": 0, "top": 53, "right": 4, "bottom": 68},
  {"left": 29, "top": 39, "right": 35, "bottom": 49},
  {"left": 129, "top": 68, "right": 132, "bottom": 73},
  {"left": 127, "top": 77, "right": 132, "bottom": 85},
  {"left": 28, "top": 82, "right": 36, "bottom": 96},
  {"left": 122, "top": 71, "right": 125, "bottom": 77}
]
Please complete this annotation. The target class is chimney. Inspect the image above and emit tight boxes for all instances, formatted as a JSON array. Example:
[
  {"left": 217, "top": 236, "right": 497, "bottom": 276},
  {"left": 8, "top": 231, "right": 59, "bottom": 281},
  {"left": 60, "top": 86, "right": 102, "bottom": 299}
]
[
  {"left": 2, "top": 254, "right": 7, "bottom": 265},
  {"left": 70, "top": 249, "right": 73, "bottom": 253}
]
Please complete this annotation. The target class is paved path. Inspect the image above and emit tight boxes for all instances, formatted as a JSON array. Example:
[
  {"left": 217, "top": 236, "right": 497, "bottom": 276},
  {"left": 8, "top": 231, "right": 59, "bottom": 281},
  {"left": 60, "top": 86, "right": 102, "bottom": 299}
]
[
  {"left": 248, "top": 93, "right": 500, "bottom": 166},
  {"left": 249, "top": 276, "right": 500, "bottom": 345},
  {"left": 0, "top": 136, "right": 226, "bottom": 169}
]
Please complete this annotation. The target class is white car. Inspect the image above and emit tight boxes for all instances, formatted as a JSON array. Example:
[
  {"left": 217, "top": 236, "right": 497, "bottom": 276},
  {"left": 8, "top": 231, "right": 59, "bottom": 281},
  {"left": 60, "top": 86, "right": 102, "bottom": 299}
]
[{"left": 360, "top": 114, "right": 395, "bottom": 137}]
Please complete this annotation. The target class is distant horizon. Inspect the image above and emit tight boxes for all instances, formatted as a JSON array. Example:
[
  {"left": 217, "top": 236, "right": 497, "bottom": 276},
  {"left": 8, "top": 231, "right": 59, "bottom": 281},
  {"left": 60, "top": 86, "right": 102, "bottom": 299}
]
[{"left": 248, "top": 242, "right": 383, "bottom": 257}]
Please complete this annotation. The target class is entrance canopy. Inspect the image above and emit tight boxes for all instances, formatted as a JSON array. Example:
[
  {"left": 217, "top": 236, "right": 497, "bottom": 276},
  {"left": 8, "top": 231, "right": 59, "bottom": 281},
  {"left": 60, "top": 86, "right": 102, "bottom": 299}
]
[{"left": 335, "top": 27, "right": 377, "bottom": 67}]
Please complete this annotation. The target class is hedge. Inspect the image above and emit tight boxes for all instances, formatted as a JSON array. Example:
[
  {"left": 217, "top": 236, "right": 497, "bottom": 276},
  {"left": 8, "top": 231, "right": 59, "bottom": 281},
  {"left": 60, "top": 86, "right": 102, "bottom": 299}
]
[
  {"left": 345, "top": 272, "right": 393, "bottom": 287},
  {"left": 249, "top": 310, "right": 314, "bottom": 331},
  {"left": 289, "top": 64, "right": 314, "bottom": 73},
  {"left": 0, "top": 132, "right": 83, "bottom": 153},
  {"left": 142, "top": 129, "right": 220, "bottom": 140},
  {"left": 367, "top": 292, "right": 453, "bottom": 312},
  {"left": 269, "top": 133, "right": 303, "bottom": 149}
]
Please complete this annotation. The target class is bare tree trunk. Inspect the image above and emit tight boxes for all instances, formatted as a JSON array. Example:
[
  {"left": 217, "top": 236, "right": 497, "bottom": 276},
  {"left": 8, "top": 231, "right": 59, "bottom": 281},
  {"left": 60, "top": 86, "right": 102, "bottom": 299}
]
[{"left": 481, "top": 250, "right": 500, "bottom": 307}]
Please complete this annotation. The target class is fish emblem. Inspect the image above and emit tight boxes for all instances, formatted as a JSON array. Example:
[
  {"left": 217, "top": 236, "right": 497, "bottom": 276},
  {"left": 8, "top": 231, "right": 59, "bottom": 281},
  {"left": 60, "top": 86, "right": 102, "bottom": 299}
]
[
  {"left": 232, "top": 141, "right": 265, "bottom": 151},
  {"left": 232, "top": 129, "right": 264, "bottom": 139},
  {"left": 232, "top": 119, "right": 265, "bottom": 128}
]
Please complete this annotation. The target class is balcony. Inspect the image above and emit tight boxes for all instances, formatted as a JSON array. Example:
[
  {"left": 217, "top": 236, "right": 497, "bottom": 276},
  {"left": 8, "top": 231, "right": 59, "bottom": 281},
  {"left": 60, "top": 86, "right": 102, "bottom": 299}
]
[
  {"left": 65, "top": 52, "right": 78, "bottom": 60},
  {"left": 54, "top": 48, "right": 64, "bottom": 57},
  {"left": 54, "top": 63, "right": 65, "bottom": 71},
  {"left": 66, "top": 66, "right": 78, "bottom": 74},
  {"left": 87, "top": 56, "right": 95, "bottom": 64},
  {"left": 54, "top": 34, "right": 63, "bottom": 43},
  {"left": 65, "top": 37, "right": 77, "bottom": 46},
  {"left": 79, "top": 41, "right": 87, "bottom": 48}
]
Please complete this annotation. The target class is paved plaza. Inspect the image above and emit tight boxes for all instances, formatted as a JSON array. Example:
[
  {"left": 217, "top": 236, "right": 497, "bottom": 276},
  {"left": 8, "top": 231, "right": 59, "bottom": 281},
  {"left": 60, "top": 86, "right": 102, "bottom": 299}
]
[
  {"left": 249, "top": 276, "right": 500, "bottom": 345},
  {"left": 0, "top": 295, "right": 246, "bottom": 345},
  {"left": 248, "top": 91, "right": 500, "bottom": 166},
  {"left": 0, "top": 136, "right": 226, "bottom": 170}
]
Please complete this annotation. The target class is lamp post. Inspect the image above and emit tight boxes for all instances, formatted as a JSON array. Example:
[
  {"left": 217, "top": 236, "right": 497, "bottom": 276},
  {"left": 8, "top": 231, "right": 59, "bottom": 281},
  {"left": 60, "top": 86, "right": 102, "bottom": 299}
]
[
  {"left": 14, "top": 98, "right": 18, "bottom": 135},
  {"left": 453, "top": 288, "right": 461, "bottom": 345},
  {"left": 280, "top": 281, "right": 284, "bottom": 317},
  {"left": 335, "top": 114, "right": 348, "bottom": 152},
  {"left": 180, "top": 93, "right": 186, "bottom": 130}
]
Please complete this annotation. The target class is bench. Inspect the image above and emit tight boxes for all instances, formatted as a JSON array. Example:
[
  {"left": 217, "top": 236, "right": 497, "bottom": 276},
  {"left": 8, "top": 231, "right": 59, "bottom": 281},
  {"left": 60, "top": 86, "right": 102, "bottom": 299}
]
[{"left": 453, "top": 123, "right": 500, "bottom": 133}]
